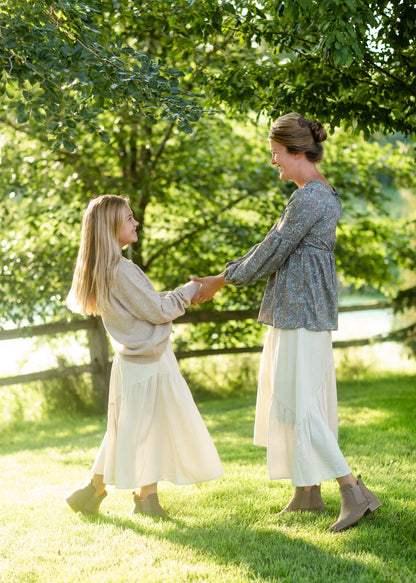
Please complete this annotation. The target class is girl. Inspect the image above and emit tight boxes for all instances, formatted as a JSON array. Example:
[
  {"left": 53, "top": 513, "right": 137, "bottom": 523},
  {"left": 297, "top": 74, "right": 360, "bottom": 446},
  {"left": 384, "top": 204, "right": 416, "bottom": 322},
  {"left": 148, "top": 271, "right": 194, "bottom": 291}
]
[
  {"left": 66, "top": 195, "right": 223, "bottom": 516},
  {"left": 191, "top": 112, "right": 381, "bottom": 532}
]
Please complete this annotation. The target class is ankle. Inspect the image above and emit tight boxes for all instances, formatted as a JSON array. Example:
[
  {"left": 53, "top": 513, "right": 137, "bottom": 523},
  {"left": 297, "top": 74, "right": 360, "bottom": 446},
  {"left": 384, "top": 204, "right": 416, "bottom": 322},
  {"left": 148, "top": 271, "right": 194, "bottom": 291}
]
[
  {"left": 139, "top": 483, "right": 157, "bottom": 500},
  {"left": 91, "top": 476, "right": 106, "bottom": 497}
]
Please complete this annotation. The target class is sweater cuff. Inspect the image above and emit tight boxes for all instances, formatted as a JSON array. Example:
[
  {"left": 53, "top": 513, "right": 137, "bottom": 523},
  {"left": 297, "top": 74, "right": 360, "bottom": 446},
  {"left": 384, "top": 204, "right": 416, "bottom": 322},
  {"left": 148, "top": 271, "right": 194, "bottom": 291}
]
[{"left": 174, "top": 281, "right": 200, "bottom": 303}]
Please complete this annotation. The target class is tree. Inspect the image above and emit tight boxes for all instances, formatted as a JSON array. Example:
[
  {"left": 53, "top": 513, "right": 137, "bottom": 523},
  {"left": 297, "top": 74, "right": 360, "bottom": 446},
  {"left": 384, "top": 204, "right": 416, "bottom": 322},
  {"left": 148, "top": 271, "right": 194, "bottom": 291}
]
[
  {"left": 0, "top": 0, "right": 415, "bottom": 351},
  {"left": 2, "top": 1, "right": 416, "bottom": 141},
  {"left": 207, "top": 0, "right": 416, "bottom": 137},
  {"left": 0, "top": 0, "right": 203, "bottom": 148}
]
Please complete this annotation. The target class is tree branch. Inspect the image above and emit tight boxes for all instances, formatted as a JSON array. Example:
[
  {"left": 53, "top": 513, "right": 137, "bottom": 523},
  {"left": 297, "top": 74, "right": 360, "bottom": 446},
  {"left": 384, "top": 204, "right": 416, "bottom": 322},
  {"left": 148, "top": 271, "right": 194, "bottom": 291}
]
[{"left": 143, "top": 190, "right": 253, "bottom": 271}]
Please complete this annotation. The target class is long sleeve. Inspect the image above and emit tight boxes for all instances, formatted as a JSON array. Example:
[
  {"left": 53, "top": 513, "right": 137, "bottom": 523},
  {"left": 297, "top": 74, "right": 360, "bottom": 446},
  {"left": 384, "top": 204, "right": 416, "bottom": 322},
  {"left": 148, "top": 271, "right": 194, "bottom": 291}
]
[
  {"left": 224, "top": 181, "right": 343, "bottom": 331},
  {"left": 224, "top": 188, "right": 326, "bottom": 286},
  {"left": 100, "top": 258, "right": 199, "bottom": 363},
  {"left": 115, "top": 260, "right": 198, "bottom": 324}
]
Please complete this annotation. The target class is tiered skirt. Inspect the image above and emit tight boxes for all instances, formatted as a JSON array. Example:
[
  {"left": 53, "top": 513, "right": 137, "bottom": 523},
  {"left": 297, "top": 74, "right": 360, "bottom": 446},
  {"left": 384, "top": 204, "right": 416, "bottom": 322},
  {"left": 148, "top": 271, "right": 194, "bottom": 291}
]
[
  {"left": 254, "top": 327, "right": 351, "bottom": 486},
  {"left": 93, "top": 342, "right": 223, "bottom": 489}
]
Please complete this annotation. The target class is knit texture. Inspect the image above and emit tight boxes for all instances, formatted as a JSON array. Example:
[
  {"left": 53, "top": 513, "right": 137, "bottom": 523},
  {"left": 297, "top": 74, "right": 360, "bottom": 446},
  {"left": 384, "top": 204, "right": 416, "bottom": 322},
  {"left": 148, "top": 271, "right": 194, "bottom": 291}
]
[{"left": 101, "top": 258, "right": 198, "bottom": 363}]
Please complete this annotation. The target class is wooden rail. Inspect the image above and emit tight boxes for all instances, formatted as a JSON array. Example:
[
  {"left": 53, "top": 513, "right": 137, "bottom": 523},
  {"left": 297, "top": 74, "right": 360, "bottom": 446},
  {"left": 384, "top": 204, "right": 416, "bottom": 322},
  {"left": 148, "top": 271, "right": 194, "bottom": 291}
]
[{"left": 0, "top": 302, "right": 413, "bottom": 411}]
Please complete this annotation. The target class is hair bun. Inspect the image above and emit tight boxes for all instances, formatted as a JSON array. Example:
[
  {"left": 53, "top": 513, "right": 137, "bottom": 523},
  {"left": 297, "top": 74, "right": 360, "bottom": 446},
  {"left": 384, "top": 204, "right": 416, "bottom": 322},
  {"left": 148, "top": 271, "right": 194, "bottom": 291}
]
[{"left": 308, "top": 119, "right": 327, "bottom": 143}]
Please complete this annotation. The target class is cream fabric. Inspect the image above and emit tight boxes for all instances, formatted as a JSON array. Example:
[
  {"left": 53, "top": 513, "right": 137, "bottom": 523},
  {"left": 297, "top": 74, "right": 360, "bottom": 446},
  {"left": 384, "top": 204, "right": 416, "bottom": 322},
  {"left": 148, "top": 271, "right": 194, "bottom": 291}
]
[
  {"left": 254, "top": 327, "right": 350, "bottom": 486},
  {"left": 101, "top": 258, "right": 199, "bottom": 363},
  {"left": 93, "top": 342, "right": 223, "bottom": 489}
]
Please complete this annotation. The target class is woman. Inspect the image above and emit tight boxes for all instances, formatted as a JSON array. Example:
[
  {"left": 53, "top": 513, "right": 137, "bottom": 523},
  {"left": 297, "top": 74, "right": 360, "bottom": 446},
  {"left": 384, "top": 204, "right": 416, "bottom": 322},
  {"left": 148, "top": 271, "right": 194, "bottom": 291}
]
[
  {"left": 191, "top": 112, "right": 381, "bottom": 532},
  {"left": 66, "top": 195, "right": 223, "bottom": 517}
]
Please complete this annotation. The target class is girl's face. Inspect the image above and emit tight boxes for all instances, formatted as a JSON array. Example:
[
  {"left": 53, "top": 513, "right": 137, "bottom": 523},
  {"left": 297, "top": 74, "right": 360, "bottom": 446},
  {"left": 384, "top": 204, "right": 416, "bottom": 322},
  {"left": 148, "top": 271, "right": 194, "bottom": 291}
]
[
  {"left": 269, "top": 139, "right": 298, "bottom": 181},
  {"left": 119, "top": 205, "right": 139, "bottom": 249}
]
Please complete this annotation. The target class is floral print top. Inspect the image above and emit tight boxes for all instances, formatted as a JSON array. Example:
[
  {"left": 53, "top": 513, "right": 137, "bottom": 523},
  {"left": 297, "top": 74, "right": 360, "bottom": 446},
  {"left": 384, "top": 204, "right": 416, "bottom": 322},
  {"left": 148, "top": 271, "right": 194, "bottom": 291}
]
[{"left": 224, "top": 180, "right": 342, "bottom": 331}]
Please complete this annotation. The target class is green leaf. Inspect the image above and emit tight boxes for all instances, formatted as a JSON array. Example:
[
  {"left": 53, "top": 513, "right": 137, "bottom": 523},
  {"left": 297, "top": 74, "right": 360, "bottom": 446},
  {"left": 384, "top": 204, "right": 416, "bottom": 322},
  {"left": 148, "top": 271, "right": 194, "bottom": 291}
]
[{"left": 63, "top": 139, "right": 75, "bottom": 152}]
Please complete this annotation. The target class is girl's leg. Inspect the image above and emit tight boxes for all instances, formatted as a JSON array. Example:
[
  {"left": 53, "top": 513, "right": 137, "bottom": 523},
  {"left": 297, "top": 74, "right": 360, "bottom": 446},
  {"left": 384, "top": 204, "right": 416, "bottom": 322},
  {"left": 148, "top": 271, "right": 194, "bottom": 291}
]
[
  {"left": 66, "top": 474, "right": 107, "bottom": 514},
  {"left": 135, "top": 482, "right": 157, "bottom": 500},
  {"left": 91, "top": 473, "right": 106, "bottom": 496},
  {"left": 132, "top": 483, "right": 168, "bottom": 517}
]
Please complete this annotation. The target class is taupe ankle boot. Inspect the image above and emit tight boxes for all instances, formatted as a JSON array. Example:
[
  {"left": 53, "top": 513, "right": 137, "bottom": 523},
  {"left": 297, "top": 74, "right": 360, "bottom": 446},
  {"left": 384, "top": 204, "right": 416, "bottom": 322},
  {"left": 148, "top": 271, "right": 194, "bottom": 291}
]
[
  {"left": 357, "top": 475, "right": 382, "bottom": 514},
  {"left": 279, "top": 485, "right": 325, "bottom": 514},
  {"left": 331, "top": 483, "right": 369, "bottom": 532},
  {"left": 331, "top": 476, "right": 382, "bottom": 532},
  {"left": 132, "top": 493, "right": 168, "bottom": 517},
  {"left": 310, "top": 485, "right": 326, "bottom": 511},
  {"left": 66, "top": 481, "right": 107, "bottom": 515}
]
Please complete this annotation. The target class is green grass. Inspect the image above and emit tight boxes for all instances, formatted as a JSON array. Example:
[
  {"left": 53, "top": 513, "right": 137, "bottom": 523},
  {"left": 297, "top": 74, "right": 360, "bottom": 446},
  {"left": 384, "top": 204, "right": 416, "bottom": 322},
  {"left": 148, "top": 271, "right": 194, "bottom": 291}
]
[{"left": 1, "top": 371, "right": 415, "bottom": 582}]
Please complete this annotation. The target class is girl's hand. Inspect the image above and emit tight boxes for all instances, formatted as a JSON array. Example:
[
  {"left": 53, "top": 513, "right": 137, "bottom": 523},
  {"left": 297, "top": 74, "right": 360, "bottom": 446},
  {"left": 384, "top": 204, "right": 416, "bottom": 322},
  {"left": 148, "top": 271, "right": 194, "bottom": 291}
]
[{"left": 190, "top": 274, "right": 227, "bottom": 304}]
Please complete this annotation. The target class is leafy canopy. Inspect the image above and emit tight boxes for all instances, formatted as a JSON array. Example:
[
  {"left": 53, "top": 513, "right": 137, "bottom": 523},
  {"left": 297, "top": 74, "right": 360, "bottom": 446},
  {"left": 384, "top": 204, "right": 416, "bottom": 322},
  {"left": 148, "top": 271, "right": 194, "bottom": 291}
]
[
  {"left": 0, "top": 0, "right": 415, "bottom": 342},
  {"left": 0, "top": 0, "right": 203, "bottom": 150},
  {"left": 1, "top": 1, "right": 416, "bottom": 142}
]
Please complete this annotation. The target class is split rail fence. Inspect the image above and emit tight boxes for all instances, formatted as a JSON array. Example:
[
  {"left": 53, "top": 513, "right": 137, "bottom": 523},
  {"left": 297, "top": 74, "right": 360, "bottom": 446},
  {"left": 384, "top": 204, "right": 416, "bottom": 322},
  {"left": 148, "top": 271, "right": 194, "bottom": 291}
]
[{"left": 0, "top": 302, "right": 414, "bottom": 411}]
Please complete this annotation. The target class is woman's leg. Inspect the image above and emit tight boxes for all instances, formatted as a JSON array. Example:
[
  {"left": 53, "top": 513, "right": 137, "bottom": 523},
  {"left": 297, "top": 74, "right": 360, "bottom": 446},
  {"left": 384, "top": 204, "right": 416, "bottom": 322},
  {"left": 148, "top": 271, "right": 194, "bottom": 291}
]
[
  {"left": 279, "top": 484, "right": 325, "bottom": 513},
  {"left": 331, "top": 473, "right": 381, "bottom": 532},
  {"left": 336, "top": 473, "right": 357, "bottom": 487}
]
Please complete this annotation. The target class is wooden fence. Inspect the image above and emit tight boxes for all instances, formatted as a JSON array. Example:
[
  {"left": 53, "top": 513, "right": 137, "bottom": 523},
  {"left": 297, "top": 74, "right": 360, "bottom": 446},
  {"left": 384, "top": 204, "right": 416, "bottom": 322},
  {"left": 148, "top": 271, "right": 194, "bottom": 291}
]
[{"left": 0, "top": 302, "right": 414, "bottom": 411}]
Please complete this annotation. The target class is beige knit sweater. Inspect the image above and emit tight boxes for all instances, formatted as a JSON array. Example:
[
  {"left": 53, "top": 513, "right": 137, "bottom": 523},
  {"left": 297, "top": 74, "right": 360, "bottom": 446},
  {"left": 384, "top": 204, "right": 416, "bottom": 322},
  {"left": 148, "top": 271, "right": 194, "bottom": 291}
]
[{"left": 101, "top": 257, "right": 198, "bottom": 363}]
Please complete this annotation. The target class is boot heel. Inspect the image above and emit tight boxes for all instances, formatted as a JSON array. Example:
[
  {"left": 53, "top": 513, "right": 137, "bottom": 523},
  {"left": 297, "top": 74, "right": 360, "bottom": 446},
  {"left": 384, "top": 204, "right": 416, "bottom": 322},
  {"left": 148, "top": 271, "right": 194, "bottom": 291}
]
[
  {"left": 367, "top": 499, "right": 382, "bottom": 512},
  {"left": 357, "top": 475, "right": 381, "bottom": 514}
]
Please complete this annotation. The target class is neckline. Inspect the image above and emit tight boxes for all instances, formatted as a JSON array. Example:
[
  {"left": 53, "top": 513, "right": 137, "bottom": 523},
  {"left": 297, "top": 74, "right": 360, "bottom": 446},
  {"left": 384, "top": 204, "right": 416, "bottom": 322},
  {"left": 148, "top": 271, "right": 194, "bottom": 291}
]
[{"left": 304, "top": 179, "right": 338, "bottom": 194}]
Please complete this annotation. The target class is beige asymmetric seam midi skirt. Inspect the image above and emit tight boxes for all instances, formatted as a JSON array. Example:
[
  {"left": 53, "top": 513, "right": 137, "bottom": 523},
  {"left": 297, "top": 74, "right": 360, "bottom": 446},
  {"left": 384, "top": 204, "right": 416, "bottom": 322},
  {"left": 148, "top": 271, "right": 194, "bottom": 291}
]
[
  {"left": 92, "top": 341, "right": 223, "bottom": 489},
  {"left": 254, "top": 327, "right": 351, "bottom": 486}
]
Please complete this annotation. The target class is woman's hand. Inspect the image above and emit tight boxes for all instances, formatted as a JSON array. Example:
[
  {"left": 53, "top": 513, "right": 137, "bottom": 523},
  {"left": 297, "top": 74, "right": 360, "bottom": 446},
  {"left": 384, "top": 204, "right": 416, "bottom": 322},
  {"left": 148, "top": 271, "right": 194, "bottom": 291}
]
[{"left": 190, "top": 274, "right": 227, "bottom": 305}]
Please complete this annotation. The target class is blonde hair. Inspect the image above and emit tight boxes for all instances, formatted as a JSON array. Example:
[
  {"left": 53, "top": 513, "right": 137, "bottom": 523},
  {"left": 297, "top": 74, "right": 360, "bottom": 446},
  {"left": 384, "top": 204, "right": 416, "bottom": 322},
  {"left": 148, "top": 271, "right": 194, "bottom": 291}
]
[
  {"left": 269, "top": 112, "right": 327, "bottom": 163},
  {"left": 66, "top": 195, "right": 129, "bottom": 316}
]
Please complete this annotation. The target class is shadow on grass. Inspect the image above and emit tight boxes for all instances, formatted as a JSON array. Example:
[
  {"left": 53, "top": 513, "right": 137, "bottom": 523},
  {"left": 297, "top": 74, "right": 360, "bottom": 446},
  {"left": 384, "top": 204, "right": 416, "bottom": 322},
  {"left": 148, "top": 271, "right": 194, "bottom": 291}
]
[
  {"left": 79, "top": 497, "right": 412, "bottom": 583},
  {"left": 3, "top": 372, "right": 416, "bottom": 581}
]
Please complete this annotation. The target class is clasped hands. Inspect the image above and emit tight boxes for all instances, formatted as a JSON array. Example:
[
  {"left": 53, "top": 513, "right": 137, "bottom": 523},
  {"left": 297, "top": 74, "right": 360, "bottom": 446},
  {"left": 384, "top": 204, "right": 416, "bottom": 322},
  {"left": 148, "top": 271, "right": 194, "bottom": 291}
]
[{"left": 189, "top": 273, "right": 227, "bottom": 306}]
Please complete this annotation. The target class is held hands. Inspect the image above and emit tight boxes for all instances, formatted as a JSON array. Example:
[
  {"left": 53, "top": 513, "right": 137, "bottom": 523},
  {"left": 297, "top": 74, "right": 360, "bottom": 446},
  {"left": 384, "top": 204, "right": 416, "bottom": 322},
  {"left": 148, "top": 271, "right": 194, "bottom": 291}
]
[{"left": 190, "top": 274, "right": 227, "bottom": 305}]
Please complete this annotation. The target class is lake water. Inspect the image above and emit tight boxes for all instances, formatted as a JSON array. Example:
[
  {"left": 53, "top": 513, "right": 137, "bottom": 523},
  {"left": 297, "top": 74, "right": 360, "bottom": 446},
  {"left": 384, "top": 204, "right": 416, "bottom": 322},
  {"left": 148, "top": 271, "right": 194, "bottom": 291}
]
[{"left": 333, "top": 307, "right": 415, "bottom": 372}]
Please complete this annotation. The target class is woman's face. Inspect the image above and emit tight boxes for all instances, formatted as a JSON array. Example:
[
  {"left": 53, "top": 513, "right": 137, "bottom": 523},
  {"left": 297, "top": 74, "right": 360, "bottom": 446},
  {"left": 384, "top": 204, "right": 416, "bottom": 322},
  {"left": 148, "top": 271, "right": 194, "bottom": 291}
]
[
  {"left": 269, "top": 139, "right": 298, "bottom": 181},
  {"left": 119, "top": 205, "right": 139, "bottom": 249}
]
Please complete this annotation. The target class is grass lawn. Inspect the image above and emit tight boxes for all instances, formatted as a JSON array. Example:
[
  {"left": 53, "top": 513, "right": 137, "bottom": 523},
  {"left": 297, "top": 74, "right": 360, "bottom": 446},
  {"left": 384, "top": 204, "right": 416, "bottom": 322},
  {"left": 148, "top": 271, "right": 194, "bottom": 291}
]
[{"left": 1, "top": 371, "right": 415, "bottom": 582}]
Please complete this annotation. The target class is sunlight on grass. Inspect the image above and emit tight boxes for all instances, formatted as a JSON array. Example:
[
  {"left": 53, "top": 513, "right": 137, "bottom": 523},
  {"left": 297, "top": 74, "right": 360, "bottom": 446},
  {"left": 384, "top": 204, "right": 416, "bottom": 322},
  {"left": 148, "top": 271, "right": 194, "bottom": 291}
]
[
  {"left": 1, "top": 371, "right": 415, "bottom": 582},
  {"left": 339, "top": 407, "right": 390, "bottom": 426}
]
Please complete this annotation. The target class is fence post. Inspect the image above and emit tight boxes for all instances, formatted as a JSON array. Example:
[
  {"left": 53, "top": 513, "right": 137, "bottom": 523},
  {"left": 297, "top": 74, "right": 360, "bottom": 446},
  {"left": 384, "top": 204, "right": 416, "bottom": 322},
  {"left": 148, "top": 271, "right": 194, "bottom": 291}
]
[{"left": 87, "top": 317, "right": 110, "bottom": 412}]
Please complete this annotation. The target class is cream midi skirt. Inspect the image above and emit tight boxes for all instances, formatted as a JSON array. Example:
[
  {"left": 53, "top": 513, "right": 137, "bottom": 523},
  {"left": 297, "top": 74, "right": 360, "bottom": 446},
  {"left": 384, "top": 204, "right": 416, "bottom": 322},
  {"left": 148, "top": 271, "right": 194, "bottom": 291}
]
[
  {"left": 92, "top": 341, "right": 223, "bottom": 489},
  {"left": 254, "top": 327, "right": 351, "bottom": 486}
]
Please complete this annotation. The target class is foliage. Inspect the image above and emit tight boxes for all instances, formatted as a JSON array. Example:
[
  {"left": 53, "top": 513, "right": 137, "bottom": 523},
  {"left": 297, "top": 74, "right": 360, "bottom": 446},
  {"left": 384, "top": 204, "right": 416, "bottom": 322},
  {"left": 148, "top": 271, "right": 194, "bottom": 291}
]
[
  {"left": 2, "top": 0, "right": 415, "bottom": 140},
  {"left": 0, "top": 0, "right": 415, "bottom": 353},
  {"left": 0, "top": 0, "right": 202, "bottom": 145},
  {"left": 227, "top": 0, "right": 416, "bottom": 136},
  {"left": 39, "top": 357, "right": 96, "bottom": 416},
  {"left": 394, "top": 285, "right": 416, "bottom": 314},
  {"left": 0, "top": 115, "right": 415, "bottom": 336},
  {"left": 393, "top": 283, "right": 416, "bottom": 356}
]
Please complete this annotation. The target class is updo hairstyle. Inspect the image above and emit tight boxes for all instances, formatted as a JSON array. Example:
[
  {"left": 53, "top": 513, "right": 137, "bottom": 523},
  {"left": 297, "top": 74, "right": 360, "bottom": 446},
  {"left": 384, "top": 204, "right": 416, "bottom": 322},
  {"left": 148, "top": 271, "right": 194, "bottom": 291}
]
[{"left": 269, "top": 112, "right": 327, "bottom": 163}]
